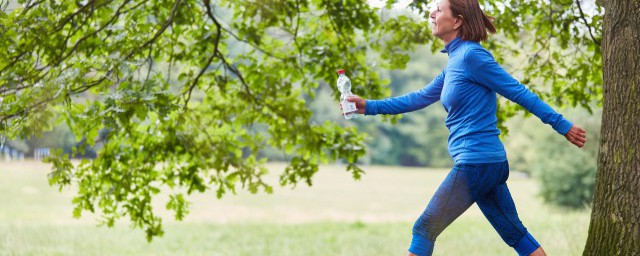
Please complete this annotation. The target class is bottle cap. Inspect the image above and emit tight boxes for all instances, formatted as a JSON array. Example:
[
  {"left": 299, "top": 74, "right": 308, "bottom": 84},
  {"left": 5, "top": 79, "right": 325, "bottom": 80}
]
[{"left": 337, "top": 69, "right": 345, "bottom": 75}]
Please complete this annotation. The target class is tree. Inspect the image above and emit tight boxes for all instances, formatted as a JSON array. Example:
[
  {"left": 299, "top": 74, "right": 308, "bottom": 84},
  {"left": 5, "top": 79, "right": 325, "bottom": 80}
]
[
  {"left": 0, "top": 0, "right": 433, "bottom": 240},
  {"left": 2, "top": 1, "right": 628, "bottom": 250},
  {"left": 582, "top": 0, "right": 640, "bottom": 254}
]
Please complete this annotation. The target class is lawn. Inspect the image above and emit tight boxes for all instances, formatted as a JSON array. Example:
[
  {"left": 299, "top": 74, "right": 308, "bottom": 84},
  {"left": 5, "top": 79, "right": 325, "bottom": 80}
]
[{"left": 0, "top": 161, "right": 589, "bottom": 255}]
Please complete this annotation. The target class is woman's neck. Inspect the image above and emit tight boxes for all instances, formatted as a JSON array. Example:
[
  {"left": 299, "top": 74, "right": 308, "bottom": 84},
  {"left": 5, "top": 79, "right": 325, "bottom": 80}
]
[{"left": 441, "top": 33, "right": 459, "bottom": 45}]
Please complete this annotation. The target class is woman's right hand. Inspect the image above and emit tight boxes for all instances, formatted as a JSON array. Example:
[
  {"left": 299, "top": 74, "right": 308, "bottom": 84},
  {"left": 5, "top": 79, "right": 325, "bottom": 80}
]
[{"left": 344, "top": 95, "right": 366, "bottom": 114}]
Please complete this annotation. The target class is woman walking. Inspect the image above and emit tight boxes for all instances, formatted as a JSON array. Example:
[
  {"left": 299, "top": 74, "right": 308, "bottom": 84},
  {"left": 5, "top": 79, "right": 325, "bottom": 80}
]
[{"left": 344, "top": 0, "right": 587, "bottom": 255}]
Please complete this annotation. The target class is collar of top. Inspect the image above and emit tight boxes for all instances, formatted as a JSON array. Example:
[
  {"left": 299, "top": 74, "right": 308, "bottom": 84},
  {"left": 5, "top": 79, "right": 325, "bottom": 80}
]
[{"left": 441, "top": 36, "right": 463, "bottom": 54}]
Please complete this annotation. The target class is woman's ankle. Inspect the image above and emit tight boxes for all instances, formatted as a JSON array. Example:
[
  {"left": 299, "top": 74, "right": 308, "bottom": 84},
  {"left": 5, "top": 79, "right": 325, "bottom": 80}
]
[{"left": 529, "top": 247, "right": 546, "bottom": 256}]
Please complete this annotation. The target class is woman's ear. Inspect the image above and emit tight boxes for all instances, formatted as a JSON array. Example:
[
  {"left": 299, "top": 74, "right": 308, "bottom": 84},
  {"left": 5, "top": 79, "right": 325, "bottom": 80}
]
[{"left": 454, "top": 15, "right": 464, "bottom": 30}]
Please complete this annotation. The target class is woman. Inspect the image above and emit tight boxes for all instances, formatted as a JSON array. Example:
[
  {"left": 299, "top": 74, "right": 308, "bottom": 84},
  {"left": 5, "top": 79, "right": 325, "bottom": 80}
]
[{"left": 344, "top": 0, "right": 587, "bottom": 255}]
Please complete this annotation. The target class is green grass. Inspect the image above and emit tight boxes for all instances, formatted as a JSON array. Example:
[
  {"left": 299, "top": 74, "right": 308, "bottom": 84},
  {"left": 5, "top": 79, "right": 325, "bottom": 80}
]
[{"left": 0, "top": 161, "right": 590, "bottom": 255}]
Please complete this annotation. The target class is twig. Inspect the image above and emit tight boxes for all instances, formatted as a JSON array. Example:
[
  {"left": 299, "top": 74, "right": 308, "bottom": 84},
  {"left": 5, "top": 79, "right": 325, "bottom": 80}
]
[
  {"left": 145, "top": 42, "right": 154, "bottom": 83},
  {"left": 124, "top": 0, "right": 181, "bottom": 60},
  {"left": 0, "top": 52, "right": 28, "bottom": 75},
  {"left": 58, "top": 0, "right": 132, "bottom": 65},
  {"left": 575, "top": 0, "right": 601, "bottom": 46},
  {"left": 182, "top": 0, "right": 223, "bottom": 108},
  {"left": 184, "top": 52, "right": 216, "bottom": 107}
]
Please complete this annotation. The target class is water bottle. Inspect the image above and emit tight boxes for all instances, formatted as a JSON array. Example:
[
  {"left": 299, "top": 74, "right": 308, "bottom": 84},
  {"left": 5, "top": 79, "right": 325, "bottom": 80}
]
[{"left": 337, "top": 69, "right": 358, "bottom": 119}]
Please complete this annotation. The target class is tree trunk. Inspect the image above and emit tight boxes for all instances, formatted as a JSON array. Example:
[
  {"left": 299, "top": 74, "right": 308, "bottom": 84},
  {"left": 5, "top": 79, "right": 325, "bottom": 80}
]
[{"left": 583, "top": 1, "right": 640, "bottom": 255}]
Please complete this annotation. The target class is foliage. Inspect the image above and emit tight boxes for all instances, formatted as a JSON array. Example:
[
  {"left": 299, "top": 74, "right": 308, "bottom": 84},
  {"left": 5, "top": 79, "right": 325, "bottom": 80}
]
[
  {"left": 0, "top": 0, "right": 603, "bottom": 240},
  {"left": 474, "top": 0, "right": 603, "bottom": 135},
  {"left": 504, "top": 108, "right": 600, "bottom": 208},
  {"left": 536, "top": 148, "right": 597, "bottom": 209},
  {"left": 0, "top": 0, "right": 432, "bottom": 240},
  {"left": 355, "top": 47, "right": 451, "bottom": 167},
  {"left": 304, "top": 45, "right": 451, "bottom": 167}
]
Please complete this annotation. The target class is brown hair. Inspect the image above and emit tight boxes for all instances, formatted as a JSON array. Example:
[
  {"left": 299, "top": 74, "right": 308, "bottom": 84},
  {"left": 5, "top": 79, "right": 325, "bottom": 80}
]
[{"left": 448, "top": 0, "right": 496, "bottom": 42}]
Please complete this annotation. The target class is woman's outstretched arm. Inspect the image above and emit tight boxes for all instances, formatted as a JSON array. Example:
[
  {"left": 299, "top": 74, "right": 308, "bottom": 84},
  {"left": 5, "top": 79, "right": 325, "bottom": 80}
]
[{"left": 464, "top": 47, "right": 586, "bottom": 147}]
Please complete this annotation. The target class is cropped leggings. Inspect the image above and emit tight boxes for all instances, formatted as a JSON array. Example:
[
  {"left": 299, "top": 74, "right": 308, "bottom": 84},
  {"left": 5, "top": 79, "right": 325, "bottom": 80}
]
[{"left": 409, "top": 161, "right": 540, "bottom": 256}]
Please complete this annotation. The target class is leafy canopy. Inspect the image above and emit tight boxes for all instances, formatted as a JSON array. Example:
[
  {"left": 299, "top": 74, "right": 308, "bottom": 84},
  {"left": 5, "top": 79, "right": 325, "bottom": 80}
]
[{"left": 0, "top": 0, "right": 602, "bottom": 240}]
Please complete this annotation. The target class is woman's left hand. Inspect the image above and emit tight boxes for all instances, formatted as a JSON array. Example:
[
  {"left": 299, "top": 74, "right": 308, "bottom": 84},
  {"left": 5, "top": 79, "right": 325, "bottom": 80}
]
[{"left": 565, "top": 124, "right": 587, "bottom": 148}]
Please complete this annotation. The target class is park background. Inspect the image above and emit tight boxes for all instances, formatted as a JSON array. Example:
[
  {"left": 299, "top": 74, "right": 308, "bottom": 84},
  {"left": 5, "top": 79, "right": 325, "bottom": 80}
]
[
  {"left": 0, "top": 0, "right": 605, "bottom": 255},
  {"left": 0, "top": 40, "right": 599, "bottom": 256}
]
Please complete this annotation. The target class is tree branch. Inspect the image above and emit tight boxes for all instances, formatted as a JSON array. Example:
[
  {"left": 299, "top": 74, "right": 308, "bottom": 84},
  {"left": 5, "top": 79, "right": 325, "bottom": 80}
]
[
  {"left": 202, "top": 0, "right": 303, "bottom": 124},
  {"left": 204, "top": 1, "right": 256, "bottom": 101},
  {"left": 20, "top": 0, "right": 45, "bottom": 15},
  {"left": 71, "top": 72, "right": 112, "bottom": 94},
  {"left": 0, "top": 52, "right": 27, "bottom": 75},
  {"left": 323, "top": 3, "right": 350, "bottom": 53},
  {"left": 0, "top": 84, "right": 26, "bottom": 95},
  {"left": 183, "top": 1, "right": 224, "bottom": 108},
  {"left": 184, "top": 52, "right": 217, "bottom": 108},
  {"left": 222, "top": 28, "right": 288, "bottom": 61},
  {"left": 201, "top": 1, "right": 286, "bottom": 62},
  {"left": 68, "top": 0, "right": 180, "bottom": 90},
  {"left": 575, "top": 0, "right": 601, "bottom": 46},
  {"left": 145, "top": 42, "right": 154, "bottom": 83},
  {"left": 2, "top": 0, "right": 179, "bottom": 124},
  {"left": 293, "top": 0, "right": 303, "bottom": 68},
  {"left": 58, "top": 1, "right": 99, "bottom": 63},
  {"left": 121, "top": 0, "right": 147, "bottom": 14},
  {"left": 1, "top": 0, "right": 8, "bottom": 12},
  {"left": 0, "top": 95, "right": 54, "bottom": 123},
  {"left": 124, "top": 0, "right": 181, "bottom": 60},
  {"left": 280, "top": 0, "right": 306, "bottom": 74},
  {"left": 57, "top": 0, "right": 132, "bottom": 65},
  {"left": 54, "top": 0, "right": 98, "bottom": 32}
]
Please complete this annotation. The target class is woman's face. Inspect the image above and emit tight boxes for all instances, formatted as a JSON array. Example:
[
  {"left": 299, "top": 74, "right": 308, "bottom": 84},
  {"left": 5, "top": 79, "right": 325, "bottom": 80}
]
[{"left": 429, "top": 0, "right": 461, "bottom": 42}]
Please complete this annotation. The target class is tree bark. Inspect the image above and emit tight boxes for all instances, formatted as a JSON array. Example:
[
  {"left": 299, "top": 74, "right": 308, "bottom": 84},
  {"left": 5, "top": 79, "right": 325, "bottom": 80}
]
[{"left": 583, "top": 1, "right": 640, "bottom": 255}]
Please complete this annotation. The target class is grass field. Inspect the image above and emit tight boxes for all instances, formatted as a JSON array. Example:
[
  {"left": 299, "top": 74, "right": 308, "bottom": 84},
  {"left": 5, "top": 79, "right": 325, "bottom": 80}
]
[{"left": 0, "top": 161, "right": 590, "bottom": 255}]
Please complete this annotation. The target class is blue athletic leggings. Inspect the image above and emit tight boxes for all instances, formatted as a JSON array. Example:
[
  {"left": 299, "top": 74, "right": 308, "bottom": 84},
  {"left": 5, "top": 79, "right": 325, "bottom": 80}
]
[{"left": 409, "top": 161, "right": 540, "bottom": 256}]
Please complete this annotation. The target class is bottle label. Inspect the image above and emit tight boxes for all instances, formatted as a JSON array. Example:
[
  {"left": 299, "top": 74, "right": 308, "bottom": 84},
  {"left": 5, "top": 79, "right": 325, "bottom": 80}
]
[{"left": 342, "top": 101, "right": 357, "bottom": 114}]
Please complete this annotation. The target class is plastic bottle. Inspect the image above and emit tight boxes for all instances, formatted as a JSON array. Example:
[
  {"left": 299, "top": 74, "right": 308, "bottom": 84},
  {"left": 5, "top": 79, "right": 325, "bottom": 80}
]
[{"left": 337, "top": 69, "right": 358, "bottom": 120}]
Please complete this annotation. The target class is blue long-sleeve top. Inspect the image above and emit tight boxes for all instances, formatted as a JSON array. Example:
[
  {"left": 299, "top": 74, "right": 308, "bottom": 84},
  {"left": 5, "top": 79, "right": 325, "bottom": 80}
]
[{"left": 365, "top": 37, "right": 573, "bottom": 164}]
